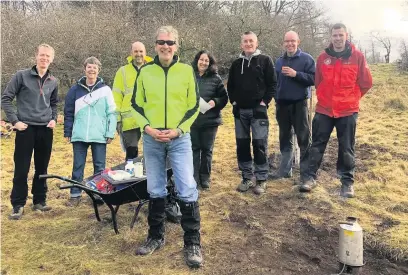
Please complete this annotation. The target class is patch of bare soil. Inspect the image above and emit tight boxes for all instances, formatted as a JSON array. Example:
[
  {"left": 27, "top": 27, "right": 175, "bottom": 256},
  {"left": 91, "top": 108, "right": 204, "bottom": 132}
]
[{"left": 205, "top": 192, "right": 408, "bottom": 275}]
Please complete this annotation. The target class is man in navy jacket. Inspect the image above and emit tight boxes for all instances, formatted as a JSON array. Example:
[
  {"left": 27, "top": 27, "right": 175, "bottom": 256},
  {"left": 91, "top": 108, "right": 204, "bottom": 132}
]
[{"left": 272, "top": 31, "right": 315, "bottom": 184}]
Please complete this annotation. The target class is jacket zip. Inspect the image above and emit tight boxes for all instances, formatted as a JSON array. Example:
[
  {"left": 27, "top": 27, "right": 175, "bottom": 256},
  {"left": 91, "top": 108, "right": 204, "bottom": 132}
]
[
  {"left": 86, "top": 107, "right": 91, "bottom": 141},
  {"left": 164, "top": 69, "right": 168, "bottom": 129},
  {"left": 38, "top": 75, "right": 51, "bottom": 96},
  {"left": 79, "top": 79, "right": 101, "bottom": 141}
]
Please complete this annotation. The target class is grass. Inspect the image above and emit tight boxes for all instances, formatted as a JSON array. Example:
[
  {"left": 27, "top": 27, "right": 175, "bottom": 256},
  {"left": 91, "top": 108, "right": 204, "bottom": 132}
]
[{"left": 1, "top": 63, "right": 408, "bottom": 274}]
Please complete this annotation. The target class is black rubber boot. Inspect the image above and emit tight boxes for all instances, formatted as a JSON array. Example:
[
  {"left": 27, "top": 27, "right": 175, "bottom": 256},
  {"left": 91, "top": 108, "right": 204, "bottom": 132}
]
[{"left": 179, "top": 201, "right": 203, "bottom": 268}]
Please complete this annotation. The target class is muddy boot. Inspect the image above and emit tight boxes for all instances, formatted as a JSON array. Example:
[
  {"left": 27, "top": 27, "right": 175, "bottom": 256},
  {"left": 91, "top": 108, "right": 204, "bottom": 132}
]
[
  {"left": 9, "top": 205, "right": 24, "bottom": 220},
  {"left": 32, "top": 202, "right": 52, "bottom": 211},
  {"left": 253, "top": 180, "right": 267, "bottom": 195},
  {"left": 299, "top": 178, "right": 316, "bottom": 193},
  {"left": 237, "top": 178, "right": 254, "bottom": 192},
  {"left": 136, "top": 198, "right": 166, "bottom": 255},
  {"left": 340, "top": 184, "right": 355, "bottom": 198},
  {"left": 179, "top": 201, "right": 203, "bottom": 268}
]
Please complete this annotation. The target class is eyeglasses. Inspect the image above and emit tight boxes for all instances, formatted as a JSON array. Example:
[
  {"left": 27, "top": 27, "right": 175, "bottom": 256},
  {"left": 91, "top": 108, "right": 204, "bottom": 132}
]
[{"left": 156, "top": 40, "right": 176, "bottom": 46}]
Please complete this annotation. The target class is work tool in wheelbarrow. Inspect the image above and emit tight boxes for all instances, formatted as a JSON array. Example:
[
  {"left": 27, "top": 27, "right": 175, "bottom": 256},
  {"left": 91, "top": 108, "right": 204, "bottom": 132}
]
[{"left": 39, "top": 159, "right": 174, "bottom": 234}]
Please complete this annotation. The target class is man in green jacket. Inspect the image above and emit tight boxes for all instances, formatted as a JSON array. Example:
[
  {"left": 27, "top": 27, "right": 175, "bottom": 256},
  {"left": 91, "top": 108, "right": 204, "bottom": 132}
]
[
  {"left": 112, "top": 41, "right": 152, "bottom": 161},
  {"left": 132, "top": 26, "right": 203, "bottom": 268}
]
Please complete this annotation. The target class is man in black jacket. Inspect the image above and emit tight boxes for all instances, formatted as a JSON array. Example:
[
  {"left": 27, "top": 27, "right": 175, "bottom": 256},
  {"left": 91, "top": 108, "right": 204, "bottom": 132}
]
[{"left": 227, "top": 31, "right": 277, "bottom": 195}]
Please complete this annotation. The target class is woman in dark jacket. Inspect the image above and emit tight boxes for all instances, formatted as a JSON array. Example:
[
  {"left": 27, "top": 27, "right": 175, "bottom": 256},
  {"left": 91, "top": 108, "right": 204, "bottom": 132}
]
[{"left": 191, "top": 50, "right": 228, "bottom": 189}]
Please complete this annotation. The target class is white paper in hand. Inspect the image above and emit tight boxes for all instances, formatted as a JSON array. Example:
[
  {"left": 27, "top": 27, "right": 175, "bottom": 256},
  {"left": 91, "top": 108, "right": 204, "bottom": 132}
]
[{"left": 199, "top": 97, "right": 212, "bottom": 114}]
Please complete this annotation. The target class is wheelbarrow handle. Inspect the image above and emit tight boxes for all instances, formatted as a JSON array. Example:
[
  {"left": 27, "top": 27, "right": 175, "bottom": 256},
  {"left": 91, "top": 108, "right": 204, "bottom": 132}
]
[
  {"left": 40, "top": 174, "right": 104, "bottom": 195},
  {"left": 39, "top": 174, "right": 81, "bottom": 185}
]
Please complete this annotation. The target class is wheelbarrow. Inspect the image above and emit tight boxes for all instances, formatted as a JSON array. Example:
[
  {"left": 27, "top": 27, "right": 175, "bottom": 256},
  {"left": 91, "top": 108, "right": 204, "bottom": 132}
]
[{"left": 39, "top": 160, "right": 174, "bottom": 234}]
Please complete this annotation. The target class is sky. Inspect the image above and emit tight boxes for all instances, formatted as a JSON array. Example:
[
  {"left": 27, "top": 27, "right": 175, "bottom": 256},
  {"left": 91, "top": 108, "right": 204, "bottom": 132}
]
[{"left": 320, "top": 0, "right": 408, "bottom": 61}]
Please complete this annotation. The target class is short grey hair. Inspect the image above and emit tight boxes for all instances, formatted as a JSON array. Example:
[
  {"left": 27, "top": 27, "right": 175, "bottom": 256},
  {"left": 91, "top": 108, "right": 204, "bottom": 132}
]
[
  {"left": 155, "top": 26, "right": 179, "bottom": 46},
  {"left": 83, "top": 56, "right": 102, "bottom": 69},
  {"left": 331, "top": 23, "right": 347, "bottom": 33},
  {"left": 241, "top": 31, "right": 258, "bottom": 41}
]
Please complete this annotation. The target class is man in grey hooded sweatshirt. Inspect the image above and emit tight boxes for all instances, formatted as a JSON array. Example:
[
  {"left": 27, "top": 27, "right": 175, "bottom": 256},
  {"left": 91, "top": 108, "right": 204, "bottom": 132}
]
[
  {"left": 1, "top": 44, "right": 58, "bottom": 220},
  {"left": 227, "top": 31, "right": 277, "bottom": 195}
]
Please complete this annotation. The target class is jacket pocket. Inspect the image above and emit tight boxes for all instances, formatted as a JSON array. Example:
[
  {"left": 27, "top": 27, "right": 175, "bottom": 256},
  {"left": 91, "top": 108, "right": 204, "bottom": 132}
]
[
  {"left": 253, "top": 104, "right": 268, "bottom": 119},
  {"left": 322, "top": 64, "right": 334, "bottom": 82},
  {"left": 340, "top": 65, "right": 358, "bottom": 88}
]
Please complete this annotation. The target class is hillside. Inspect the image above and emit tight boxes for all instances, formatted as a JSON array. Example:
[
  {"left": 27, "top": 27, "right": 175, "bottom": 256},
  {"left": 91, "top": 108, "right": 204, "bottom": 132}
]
[{"left": 1, "top": 64, "right": 408, "bottom": 274}]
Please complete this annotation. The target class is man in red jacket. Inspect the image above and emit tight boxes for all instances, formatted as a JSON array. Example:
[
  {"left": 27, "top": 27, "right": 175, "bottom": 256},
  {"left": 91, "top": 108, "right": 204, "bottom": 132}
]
[{"left": 301, "top": 23, "right": 372, "bottom": 198}]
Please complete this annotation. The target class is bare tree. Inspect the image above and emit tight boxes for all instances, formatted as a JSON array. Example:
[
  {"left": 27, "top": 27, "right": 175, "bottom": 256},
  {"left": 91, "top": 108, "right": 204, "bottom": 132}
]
[
  {"left": 371, "top": 31, "right": 392, "bottom": 63},
  {"left": 370, "top": 40, "right": 377, "bottom": 64},
  {"left": 398, "top": 39, "right": 408, "bottom": 71},
  {"left": 1, "top": 0, "right": 330, "bottom": 93}
]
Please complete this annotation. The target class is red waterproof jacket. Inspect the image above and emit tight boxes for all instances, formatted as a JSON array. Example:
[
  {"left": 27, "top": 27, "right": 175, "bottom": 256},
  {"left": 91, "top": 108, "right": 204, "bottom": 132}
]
[{"left": 315, "top": 43, "right": 372, "bottom": 118}]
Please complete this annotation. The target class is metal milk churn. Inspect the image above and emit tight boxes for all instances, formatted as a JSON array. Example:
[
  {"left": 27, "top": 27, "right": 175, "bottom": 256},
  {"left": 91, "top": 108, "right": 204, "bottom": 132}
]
[{"left": 338, "top": 216, "right": 364, "bottom": 272}]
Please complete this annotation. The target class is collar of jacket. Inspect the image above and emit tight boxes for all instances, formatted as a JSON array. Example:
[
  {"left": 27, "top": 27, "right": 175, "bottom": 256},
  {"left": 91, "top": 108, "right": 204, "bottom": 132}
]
[
  {"left": 239, "top": 49, "right": 261, "bottom": 60},
  {"left": 238, "top": 49, "right": 261, "bottom": 74},
  {"left": 195, "top": 69, "right": 216, "bottom": 78},
  {"left": 30, "top": 65, "right": 53, "bottom": 78},
  {"left": 153, "top": 55, "right": 179, "bottom": 68},
  {"left": 77, "top": 76, "right": 104, "bottom": 92},
  {"left": 282, "top": 48, "right": 302, "bottom": 59},
  {"left": 325, "top": 41, "right": 353, "bottom": 59},
  {"left": 126, "top": 55, "right": 154, "bottom": 64}
]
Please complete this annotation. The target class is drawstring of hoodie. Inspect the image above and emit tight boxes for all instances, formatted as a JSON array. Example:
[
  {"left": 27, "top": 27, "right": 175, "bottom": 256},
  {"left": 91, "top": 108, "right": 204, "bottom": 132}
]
[{"left": 239, "top": 49, "right": 261, "bottom": 74}]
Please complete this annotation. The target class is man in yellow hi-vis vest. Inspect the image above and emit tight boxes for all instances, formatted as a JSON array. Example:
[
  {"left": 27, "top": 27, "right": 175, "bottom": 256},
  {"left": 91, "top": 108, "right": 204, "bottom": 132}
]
[{"left": 112, "top": 42, "right": 153, "bottom": 160}]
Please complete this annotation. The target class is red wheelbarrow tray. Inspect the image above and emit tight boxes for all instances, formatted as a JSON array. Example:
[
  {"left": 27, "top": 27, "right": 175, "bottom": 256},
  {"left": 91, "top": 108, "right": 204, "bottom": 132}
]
[{"left": 39, "top": 157, "right": 173, "bottom": 234}]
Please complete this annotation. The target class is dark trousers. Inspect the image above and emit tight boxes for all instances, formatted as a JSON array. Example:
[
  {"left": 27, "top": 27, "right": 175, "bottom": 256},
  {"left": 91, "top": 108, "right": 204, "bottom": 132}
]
[
  {"left": 306, "top": 113, "right": 358, "bottom": 186},
  {"left": 70, "top": 142, "right": 106, "bottom": 197},
  {"left": 11, "top": 125, "right": 53, "bottom": 207},
  {"left": 276, "top": 100, "right": 311, "bottom": 179},
  {"left": 122, "top": 128, "right": 141, "bottom": 160},
  {"left": 234, "top": 105, "right": 269, "bottom": 181},
  {"left": 191, "top": 126, "right": 218, "bottom": 184}
]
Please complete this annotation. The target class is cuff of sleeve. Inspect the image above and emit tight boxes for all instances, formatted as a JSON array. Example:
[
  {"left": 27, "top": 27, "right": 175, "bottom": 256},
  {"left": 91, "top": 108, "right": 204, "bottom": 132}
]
[
  {"left": 11, "top": 120, "right": 19, "bottom": 126},
  {"left": 178, "top": 125, "right": 189, "bottom": 134},
  {"left": 142, "top": 124, "right": 150, "bottom": 131}
]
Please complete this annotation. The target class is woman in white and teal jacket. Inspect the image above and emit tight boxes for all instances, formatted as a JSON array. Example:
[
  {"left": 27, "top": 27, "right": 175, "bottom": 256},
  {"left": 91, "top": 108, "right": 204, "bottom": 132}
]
[{"left": 63, "top": 57, "right": 116, "bottom": 204}]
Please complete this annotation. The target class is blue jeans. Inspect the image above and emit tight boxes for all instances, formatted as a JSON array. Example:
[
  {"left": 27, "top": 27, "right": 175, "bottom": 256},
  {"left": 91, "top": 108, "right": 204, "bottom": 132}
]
[
  {"left": 143, "top": 133, "right": 198, "bottom": 202},
  {"left": 71, "top": 142, "right": 106, "bottom": 197}
]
